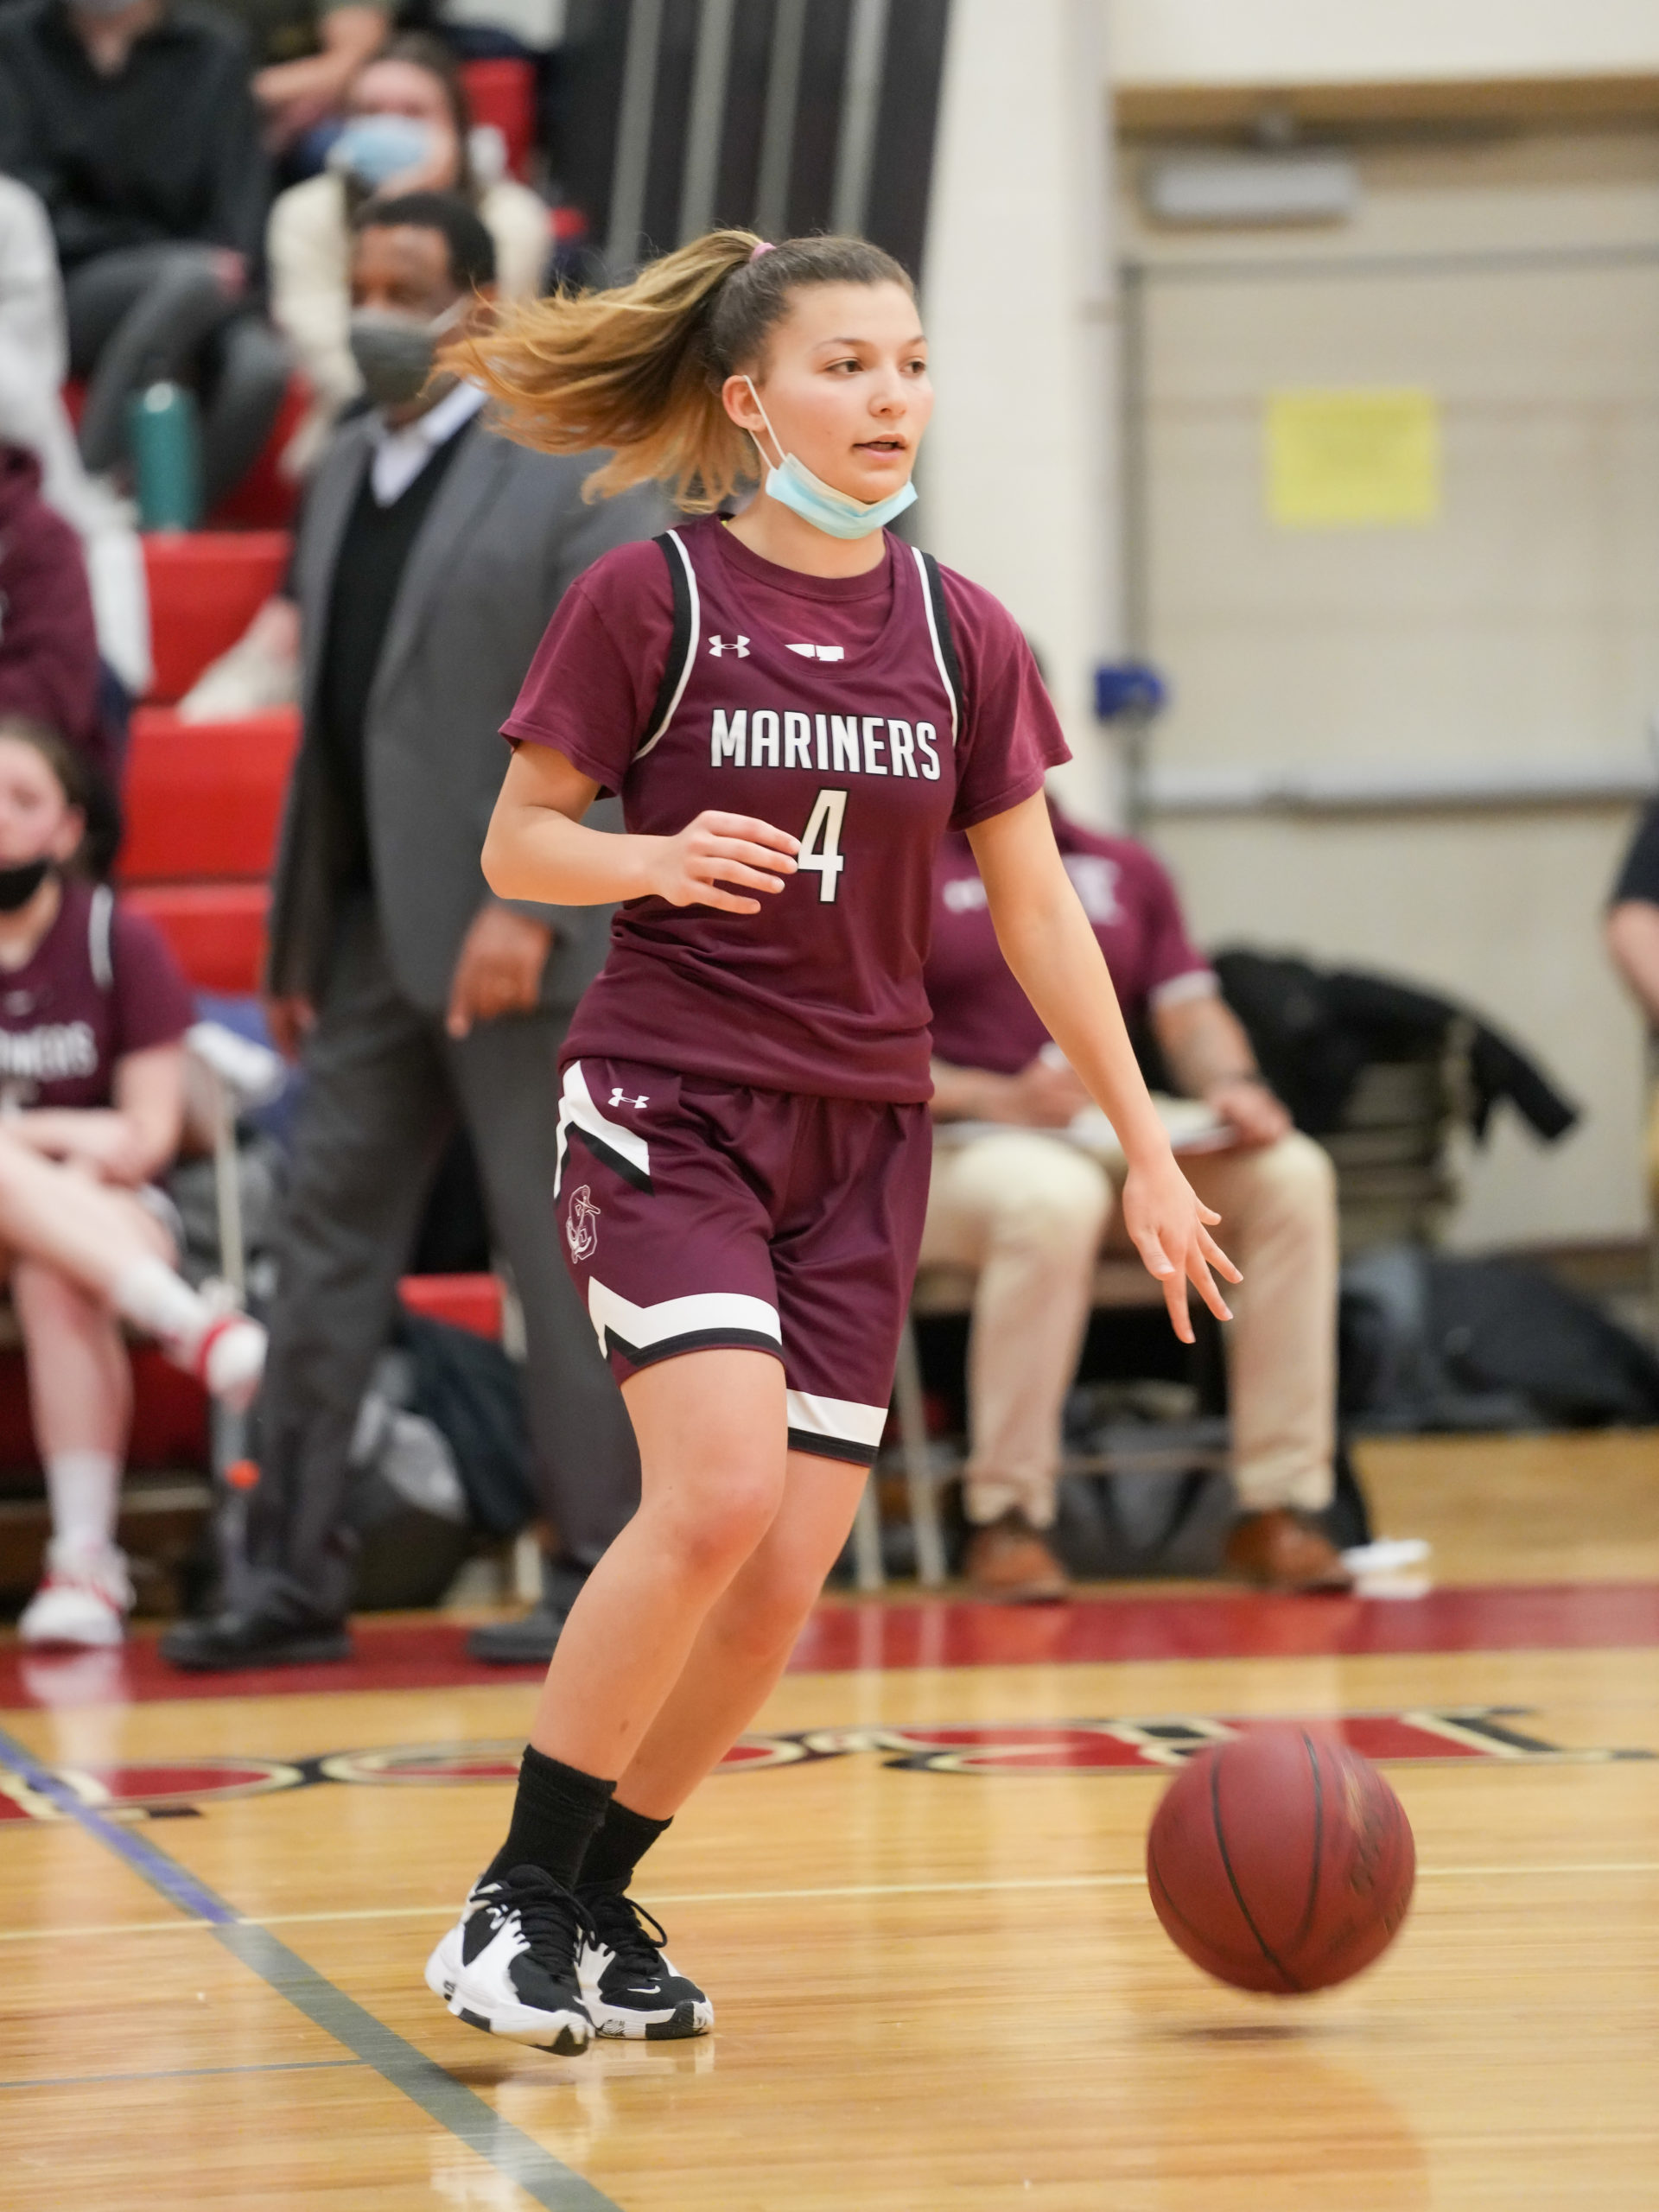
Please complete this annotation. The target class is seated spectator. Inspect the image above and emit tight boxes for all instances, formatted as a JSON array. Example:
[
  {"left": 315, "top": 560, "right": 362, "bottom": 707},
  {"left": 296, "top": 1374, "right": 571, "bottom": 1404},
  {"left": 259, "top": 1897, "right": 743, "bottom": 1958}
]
[
  {"left": 186, "top": 46, "right": 552, "bottom": 712},
  {"left": 0, "top": 721, "right": 266, "bottom": 1649},
  {"left": 0, "top": 438, "right": 126, "bottom": 874},
  {"left": 1605, "top": 802, "right": 1659, "bottom": 1195},
  {"left": 269, "top": 33, "right": 549, "bottom": 473},
  {"left": 0, "top": 443, "right": 101, "bottom": 765},
  {"left": 223, "top": 0, "right": 390, "bottom": 159},
  {"left": 0, "top": 0, "right": 288, "bottom": 514},
  {"left": 924, "top": 799, "right": 1350, "bottom": 1600},
  {"left": 0, "top": 175, "right": 149, "bottom": 699}
]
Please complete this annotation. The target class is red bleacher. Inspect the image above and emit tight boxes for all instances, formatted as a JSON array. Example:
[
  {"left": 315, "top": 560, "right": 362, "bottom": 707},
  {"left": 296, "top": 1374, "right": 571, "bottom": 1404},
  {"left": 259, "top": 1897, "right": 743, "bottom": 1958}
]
[
  {"left": 462, "top": 58, "right": 537, "bottom": 183},
  {"left": 142, "top": 531, "right": 289, "bottom": 706},
  {"left": 398, "top": 1274, "right": 504, "bottom": 1340},
  {"left": 127, "top": 525, "right": 503, "bottom": 1353},
  {"left": 208, "top": 375, "right": 308, "bottom": 531},
  {"left": 121, "top": 709, "right": 299, "bottom": 881},
  {"left": 129, "top": 533, "right": 296, "bottom": 994}
]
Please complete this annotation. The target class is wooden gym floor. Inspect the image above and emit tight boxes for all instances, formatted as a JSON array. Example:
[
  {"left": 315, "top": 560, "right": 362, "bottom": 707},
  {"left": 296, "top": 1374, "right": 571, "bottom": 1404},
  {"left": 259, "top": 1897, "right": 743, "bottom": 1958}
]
[{"left": 2, "top": 1430, "right": 1656, "bottom": 2210}]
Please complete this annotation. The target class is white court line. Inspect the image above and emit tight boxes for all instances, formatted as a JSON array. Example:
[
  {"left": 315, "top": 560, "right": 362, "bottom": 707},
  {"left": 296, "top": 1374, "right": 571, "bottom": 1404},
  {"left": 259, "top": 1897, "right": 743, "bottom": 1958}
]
[{"left": 3, "top": 1860, "right": 1657, "bottom": 1945}]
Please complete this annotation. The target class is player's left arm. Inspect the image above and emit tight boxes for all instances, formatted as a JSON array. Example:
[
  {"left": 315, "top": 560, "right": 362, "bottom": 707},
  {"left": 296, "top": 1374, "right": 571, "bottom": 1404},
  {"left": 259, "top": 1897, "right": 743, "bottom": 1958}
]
[{"left": 967, "top": 791, "right": 1240, "bottom": 1340}]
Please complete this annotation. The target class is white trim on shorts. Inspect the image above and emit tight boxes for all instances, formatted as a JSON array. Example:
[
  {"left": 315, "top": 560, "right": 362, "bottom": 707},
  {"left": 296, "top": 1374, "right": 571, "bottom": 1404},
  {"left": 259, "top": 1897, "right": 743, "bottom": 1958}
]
[
  {"left": 582, "top": 1289, "right": 888, "bottom": 1463},
  {"left": 785, "top": 1389, "right": 889, "bottom": 1467},
  {"left": 555, "top": 1060, "right": 652, "bottom": 1197},
  {"left": 587, "top": 1278, "right": 782, "bottom": 1368}
]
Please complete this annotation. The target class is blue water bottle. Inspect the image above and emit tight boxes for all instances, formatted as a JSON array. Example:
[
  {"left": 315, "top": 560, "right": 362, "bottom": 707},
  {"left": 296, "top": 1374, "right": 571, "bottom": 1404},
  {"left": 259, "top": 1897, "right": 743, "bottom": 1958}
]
[{"left": 127, "top": 380, "right": 204, "bottom": 531}]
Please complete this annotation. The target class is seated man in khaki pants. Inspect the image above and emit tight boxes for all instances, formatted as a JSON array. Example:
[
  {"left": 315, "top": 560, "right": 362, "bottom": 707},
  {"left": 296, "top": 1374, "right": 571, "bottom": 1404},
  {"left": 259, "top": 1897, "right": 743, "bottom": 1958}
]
[{"left": 923, "top": 802, "right": 1351, "bottom": 1600}]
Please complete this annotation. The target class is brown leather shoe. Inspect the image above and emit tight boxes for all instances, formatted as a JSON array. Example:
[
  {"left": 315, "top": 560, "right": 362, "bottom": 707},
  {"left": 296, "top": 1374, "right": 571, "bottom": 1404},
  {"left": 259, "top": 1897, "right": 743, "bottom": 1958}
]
[
  {"left": 963, "top": 1511, "right": 1070, "bottom": 1604},
  {"left": 1223, "top": 1509, "right": 1353, "bottom": 1593}
]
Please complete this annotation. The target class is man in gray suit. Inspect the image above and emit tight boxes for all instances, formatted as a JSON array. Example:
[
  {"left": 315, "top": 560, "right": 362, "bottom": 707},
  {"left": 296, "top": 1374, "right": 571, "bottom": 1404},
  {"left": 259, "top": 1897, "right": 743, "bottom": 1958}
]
[{"left": 163, "top": 194, "right": 657, "bottom": 1669}]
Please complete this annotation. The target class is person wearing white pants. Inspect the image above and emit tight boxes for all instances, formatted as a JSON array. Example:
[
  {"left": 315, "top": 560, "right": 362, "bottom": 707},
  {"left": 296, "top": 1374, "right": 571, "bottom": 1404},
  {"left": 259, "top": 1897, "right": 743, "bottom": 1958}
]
[{"left": 923, "top": 806, "right": 1350, "bottom": 1600}]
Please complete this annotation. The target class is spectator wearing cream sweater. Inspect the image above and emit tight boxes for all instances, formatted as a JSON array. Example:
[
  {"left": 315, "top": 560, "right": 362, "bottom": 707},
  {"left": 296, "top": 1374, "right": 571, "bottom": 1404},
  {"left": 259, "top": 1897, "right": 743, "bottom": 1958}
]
[{"left": 267, "top": 33, "right": 549, "bottom": 475}]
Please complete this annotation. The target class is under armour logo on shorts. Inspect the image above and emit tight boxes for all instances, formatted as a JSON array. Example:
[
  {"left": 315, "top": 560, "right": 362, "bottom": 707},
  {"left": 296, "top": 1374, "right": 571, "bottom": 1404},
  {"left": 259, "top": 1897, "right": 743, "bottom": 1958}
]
[
  {"left": 708, "top": 634, "right": 750, "bottom": 658},
  {"left": 565, "top": 1185, "right": 601, "bottom": 1263},
  {"left": 609, "top": 1087, "right": 649, "bottom": 1109}
]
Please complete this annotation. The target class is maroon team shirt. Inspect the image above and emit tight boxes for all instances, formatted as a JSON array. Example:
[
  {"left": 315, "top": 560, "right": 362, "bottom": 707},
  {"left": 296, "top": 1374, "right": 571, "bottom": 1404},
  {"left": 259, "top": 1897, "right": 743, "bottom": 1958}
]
[
  {"left": 0, "top": 879, "right": 194, "bottom": 1111},
  {"left": 505, "top": 516, "right": 1070, "bottom": 1101},
  {"left": 927, "top": 810, "right": 1217, "bottom": 1076}
]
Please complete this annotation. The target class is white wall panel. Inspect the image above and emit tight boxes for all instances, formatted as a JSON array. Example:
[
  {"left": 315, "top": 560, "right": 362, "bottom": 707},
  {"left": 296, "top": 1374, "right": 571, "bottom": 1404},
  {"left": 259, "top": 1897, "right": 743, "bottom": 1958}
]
[{"left": 923, "top": 0, "right": 1122, "bottom": 820}]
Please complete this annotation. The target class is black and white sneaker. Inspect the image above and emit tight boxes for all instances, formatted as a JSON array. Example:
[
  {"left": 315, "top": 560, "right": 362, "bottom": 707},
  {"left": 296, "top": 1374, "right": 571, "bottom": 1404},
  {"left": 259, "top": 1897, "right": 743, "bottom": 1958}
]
[
  {"left": 578, "top": 1884, "right": 714, "bottom": 2041},
  {"left": 425, "top": 1866, "right": 595, "bottom": 2054}
]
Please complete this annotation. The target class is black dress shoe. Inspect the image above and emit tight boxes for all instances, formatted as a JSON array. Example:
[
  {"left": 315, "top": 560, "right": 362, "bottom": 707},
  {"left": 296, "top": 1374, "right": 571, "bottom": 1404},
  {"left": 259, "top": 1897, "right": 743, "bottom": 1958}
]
[
  {"left": 466, "top": 1556, "right": 586, "bottom": 1665},
  {"left": 465, "top": 1600, "right": 564, "bottom": 1665},
  {"left": 159, "top": 1607, "right": 353, "bottom": 1672}
]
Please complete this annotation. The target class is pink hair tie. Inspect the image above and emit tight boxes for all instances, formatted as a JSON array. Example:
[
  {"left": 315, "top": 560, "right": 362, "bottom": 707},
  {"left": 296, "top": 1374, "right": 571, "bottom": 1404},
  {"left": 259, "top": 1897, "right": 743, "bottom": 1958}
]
[{"left": 749, "top": 241, "right": 775, "bottom": 262}]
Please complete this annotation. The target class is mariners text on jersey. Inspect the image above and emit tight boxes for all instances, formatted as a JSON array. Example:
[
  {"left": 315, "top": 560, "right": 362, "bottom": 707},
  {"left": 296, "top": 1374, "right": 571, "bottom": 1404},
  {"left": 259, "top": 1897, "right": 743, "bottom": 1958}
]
[{"left": 708, "top": 707, "right": 942, "bottom": 779}]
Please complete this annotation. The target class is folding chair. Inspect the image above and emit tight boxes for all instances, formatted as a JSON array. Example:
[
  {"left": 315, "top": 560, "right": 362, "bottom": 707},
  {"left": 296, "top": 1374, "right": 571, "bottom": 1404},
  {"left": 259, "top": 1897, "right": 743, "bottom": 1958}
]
[{"left": 854, "top": 1257, "right": 1231, "bottom": 1593}]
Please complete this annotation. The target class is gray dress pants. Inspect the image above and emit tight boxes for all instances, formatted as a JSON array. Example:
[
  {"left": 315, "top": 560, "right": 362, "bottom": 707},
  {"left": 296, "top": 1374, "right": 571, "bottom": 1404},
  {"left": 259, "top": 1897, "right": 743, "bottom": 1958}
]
[{"left": 247, "top": 899, "right": 639, "bottom": 1623}]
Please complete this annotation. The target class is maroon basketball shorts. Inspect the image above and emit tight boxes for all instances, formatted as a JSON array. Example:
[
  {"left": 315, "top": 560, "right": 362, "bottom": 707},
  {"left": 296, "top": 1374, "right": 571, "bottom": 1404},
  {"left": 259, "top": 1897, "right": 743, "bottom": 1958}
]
[{"left": 554, "top": 1056, "right": 931, "bottom": 1466}]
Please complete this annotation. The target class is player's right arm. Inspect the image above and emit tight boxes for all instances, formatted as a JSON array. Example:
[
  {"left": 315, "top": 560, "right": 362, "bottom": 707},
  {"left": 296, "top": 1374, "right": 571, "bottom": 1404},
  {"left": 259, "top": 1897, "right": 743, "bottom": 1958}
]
[{"left": 483, "top": 741, "right": 801, "bottom": 916}]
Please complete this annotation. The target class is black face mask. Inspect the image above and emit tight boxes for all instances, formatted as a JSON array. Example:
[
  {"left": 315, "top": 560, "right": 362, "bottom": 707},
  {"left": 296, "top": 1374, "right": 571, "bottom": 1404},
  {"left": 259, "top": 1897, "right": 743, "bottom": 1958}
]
[{"left": 0, "top": 859, "right": 52, "bottom": 912}]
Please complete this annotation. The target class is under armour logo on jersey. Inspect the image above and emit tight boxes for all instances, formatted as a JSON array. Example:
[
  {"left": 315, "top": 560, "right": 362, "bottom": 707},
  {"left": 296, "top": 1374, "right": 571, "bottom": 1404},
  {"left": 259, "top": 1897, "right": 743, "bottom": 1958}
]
[
  {"left": 708, "top": 635, "right": 750, "bottom": 658},
  {"left": 609, "top": 1087, "right": 649, "bottom": 1109}
]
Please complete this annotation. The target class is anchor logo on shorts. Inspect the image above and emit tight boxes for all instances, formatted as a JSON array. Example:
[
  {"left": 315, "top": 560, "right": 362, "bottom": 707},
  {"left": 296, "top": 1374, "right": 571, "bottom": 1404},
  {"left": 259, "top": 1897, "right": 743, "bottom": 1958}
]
[
  {"left": 707, "top": 634, "right": 750, "bottom": 658},
  {"left": 565, "top": 1185, "right": 601, "bottom": 1263}
]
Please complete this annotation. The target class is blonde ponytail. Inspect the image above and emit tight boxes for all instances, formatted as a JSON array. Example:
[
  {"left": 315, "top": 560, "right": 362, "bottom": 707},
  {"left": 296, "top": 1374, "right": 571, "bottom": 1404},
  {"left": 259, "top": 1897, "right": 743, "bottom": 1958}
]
[{"left": 445, "top": 228, "right": 914, "bottom": 512}]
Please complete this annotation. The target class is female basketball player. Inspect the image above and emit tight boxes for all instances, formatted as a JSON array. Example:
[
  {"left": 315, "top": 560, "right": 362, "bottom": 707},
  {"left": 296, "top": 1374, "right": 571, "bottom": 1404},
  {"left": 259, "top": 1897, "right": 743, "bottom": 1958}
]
[{"left": 425, "top": 232, "right": 1240, "bottom": 2053}]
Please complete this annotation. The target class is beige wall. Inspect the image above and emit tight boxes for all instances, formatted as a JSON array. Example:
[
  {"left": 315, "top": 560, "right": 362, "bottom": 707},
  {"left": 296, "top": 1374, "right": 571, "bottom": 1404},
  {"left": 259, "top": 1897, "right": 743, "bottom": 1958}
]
[
  {"left": 1123, "top": 131, "right": 1659, "bottom": 1248},
  {"left": 1112, "top": 0, "right": 1659, "bottom": 90},
  {"left": 924, "top": 15, "right": 1659, "bottom": 1248}
]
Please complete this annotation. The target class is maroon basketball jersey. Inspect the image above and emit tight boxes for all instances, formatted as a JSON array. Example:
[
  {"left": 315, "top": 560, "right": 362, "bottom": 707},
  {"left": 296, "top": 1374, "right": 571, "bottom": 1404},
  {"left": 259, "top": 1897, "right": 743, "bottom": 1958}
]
[{"left": 535, "top": 516, "right": 1066, "bottom": 1100}]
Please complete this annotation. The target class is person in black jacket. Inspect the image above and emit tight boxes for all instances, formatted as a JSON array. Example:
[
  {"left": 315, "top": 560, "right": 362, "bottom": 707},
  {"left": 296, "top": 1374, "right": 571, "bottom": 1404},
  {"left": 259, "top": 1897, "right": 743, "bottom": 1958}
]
[{"left": 0, "top": 0, "right": 287, "bottom": 510}]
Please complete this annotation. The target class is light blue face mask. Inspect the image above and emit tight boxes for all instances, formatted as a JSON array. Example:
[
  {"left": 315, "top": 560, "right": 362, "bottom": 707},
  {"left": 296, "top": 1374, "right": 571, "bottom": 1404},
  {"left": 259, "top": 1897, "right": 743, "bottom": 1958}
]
[
  {"left": 329, "top": 114, "right": 438, "bottom": 190},
  {"left": 741, "top": 376, "right": 917, "bottom": 541}
]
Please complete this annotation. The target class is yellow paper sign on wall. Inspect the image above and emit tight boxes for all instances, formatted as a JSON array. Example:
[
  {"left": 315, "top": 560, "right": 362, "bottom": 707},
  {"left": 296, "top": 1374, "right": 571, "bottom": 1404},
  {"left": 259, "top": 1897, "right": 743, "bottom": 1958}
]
[{"left": 1266, "top": 387, "right": 1440, "bottom": 528}]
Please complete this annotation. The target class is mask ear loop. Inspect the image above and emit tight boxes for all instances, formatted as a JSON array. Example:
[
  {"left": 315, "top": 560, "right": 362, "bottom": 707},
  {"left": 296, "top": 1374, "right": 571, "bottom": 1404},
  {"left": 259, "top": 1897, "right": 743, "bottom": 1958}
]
[{"left": 740, "top": 375, "right": 787, "bottom": 474}]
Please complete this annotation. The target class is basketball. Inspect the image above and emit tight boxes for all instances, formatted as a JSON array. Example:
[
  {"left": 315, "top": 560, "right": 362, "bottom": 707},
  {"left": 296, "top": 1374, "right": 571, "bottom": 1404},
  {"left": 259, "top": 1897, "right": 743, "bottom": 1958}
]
[{"left": 1146, "top": 1728, "right": 1416, "bottom": 1994}]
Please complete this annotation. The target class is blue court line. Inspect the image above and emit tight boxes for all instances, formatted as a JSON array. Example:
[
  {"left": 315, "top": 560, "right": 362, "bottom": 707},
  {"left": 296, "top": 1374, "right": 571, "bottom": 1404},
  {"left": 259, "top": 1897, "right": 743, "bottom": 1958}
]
[
  {"left": 0, "top": 1723, "right": 623, "bottom": 2212},
  {"left": 0, "top": 2059, "right": 364, "bottom": 2090}
]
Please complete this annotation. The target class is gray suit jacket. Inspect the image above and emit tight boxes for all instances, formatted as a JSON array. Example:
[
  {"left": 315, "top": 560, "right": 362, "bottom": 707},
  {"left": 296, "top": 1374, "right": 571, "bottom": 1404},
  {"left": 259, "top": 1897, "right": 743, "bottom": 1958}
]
[{"left": 267, "top": 410, "right": 665, "bottom": 1015}]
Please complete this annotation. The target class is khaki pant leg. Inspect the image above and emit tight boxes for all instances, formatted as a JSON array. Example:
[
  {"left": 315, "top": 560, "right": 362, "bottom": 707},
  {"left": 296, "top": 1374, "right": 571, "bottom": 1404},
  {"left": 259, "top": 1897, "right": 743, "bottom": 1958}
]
[
  {"left": 1182, "top": 1132, "right": 1339, "bottom": 1515},
  {"left": 919, "top": 1133, "right": 1112, "bottom": 1528}
]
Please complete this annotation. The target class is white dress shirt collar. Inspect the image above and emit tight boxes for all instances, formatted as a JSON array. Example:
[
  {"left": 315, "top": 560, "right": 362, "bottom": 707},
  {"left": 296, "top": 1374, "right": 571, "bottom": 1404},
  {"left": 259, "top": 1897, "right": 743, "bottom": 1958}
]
[{"left": 369, "top": 379, "right": 486, "bottom": 507}]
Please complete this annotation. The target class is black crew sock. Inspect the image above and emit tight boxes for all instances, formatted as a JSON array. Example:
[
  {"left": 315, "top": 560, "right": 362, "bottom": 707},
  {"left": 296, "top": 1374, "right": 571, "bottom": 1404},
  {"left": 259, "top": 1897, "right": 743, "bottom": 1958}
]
[
  {"left": 576, "top": 1798, "right": 672, "bottom": 1893},
  {"left": 485, "top": 1747, "right": 615, "bottom": 1891}
]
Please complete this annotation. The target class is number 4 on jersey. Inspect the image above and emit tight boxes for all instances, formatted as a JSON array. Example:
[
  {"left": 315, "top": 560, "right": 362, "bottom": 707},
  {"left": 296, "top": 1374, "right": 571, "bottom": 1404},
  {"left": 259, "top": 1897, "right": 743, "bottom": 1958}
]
[{"left": 798, "top": 787, "right": 848, "bottom": 904}]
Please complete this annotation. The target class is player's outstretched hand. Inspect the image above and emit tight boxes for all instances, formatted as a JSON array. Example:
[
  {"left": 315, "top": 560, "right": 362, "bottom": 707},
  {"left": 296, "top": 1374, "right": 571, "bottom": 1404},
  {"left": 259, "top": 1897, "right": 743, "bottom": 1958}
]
[
  {"left": 651, "top": 810, "right": 800, "bottom": 914},
  {"left": 1120, "top": 1150, "right": 1243, "bottom": 1344}
]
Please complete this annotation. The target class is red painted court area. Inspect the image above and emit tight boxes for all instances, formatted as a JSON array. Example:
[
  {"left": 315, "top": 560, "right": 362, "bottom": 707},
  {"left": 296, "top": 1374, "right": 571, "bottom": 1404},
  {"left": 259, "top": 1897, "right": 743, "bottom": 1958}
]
[
  {"left": 3, "top": 1580, "right": 1657, "bottom": 1709},
  {"left": 6, "top": 1707, "right": 1638, "bottom": 1823}
]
